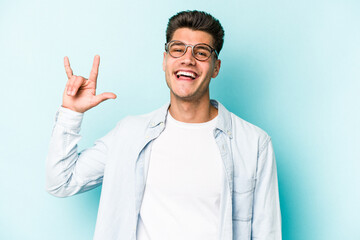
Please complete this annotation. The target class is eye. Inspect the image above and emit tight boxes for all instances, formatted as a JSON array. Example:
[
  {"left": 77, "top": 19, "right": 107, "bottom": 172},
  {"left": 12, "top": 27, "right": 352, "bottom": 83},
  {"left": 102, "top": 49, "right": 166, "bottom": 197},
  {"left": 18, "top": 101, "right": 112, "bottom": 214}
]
[
  {"left": 195, "top": 49, "right": 210, "bottom": 57},
  {"left": 170, "top": 44, "right": 185, "bottom": 53},
  {"left": 194, "top": 45, "right": 211, "bottom": 58}
]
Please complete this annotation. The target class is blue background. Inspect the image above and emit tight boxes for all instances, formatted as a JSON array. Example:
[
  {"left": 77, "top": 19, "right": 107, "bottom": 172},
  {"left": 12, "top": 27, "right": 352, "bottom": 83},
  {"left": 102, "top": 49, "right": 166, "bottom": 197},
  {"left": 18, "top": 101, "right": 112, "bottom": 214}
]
[{"left": 1, "top": 0, "right": 359, "bottom": 239}]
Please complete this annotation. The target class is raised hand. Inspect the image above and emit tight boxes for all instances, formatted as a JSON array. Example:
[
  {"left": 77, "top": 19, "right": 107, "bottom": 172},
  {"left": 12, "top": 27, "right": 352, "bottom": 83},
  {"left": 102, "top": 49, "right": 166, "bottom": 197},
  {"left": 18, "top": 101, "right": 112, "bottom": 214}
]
[{"left": 62, "top": 55, "right": 117, "bottom": 113}]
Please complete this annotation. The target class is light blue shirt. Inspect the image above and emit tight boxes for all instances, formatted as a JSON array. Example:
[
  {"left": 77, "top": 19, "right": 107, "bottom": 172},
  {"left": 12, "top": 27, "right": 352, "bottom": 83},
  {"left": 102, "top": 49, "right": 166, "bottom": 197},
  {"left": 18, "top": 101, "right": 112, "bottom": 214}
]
[{"left": 46, "top": 100, "right": 282, "bottom": 240}]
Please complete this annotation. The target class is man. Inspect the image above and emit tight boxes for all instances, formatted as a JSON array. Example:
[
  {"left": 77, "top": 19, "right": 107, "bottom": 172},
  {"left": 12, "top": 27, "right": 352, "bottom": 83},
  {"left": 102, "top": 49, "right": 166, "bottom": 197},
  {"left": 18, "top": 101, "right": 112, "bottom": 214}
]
[{"left": 46, "top": 10, "right": 281, "bottom": 240}]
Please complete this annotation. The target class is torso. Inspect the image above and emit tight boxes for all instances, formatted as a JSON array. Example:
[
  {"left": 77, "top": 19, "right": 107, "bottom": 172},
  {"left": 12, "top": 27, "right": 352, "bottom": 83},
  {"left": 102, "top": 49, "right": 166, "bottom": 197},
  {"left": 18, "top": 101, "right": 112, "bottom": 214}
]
[{"left": 137, "top": 112, "right": 223, "bottom": 240}]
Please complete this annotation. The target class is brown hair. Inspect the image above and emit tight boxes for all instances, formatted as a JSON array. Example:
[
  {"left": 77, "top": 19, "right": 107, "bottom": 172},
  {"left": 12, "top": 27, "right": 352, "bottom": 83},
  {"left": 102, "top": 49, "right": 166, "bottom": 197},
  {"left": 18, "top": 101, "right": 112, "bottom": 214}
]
[{"left": 166, "top": 10, "right": 225, "bottom": 57}]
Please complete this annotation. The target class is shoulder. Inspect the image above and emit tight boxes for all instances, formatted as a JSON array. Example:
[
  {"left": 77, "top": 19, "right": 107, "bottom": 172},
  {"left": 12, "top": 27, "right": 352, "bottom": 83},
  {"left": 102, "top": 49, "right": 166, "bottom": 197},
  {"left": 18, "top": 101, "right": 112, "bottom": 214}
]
[
  {"left": 112, "top": 103, "right": 168, "bottom": 133},
  {"left": 215, "top": 100, "right": 271, "bottom": 153},
  {"left": 230, "top": 113, "right": 270, "bottom": 139},
  {"left": 230, "top": 113, "right": 271, "bottom": 153},
  {"left": 216, "top": 100, "right": 269, "bottom": 140}
]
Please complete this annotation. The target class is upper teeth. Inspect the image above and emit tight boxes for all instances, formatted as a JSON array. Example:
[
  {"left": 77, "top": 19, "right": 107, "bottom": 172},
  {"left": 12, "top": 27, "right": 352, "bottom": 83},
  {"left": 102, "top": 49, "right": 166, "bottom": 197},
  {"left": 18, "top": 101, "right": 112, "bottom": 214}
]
[{"left": 177, "top": 71, "right": 196, "bottom": 78}]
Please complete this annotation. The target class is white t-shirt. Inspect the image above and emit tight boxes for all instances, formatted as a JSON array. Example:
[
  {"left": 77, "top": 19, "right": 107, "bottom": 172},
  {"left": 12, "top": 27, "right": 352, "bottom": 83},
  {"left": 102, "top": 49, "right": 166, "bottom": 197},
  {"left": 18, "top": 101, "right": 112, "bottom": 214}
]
[{"left": 136, "top": 112, "right": 223, "bottom": 240}]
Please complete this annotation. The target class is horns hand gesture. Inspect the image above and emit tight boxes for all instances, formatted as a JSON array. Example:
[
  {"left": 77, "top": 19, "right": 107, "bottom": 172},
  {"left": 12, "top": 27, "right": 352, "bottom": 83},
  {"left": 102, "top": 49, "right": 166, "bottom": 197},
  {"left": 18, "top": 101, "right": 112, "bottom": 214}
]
[{"left": 62, "top": 55, "right": 117, "bottom": 113}]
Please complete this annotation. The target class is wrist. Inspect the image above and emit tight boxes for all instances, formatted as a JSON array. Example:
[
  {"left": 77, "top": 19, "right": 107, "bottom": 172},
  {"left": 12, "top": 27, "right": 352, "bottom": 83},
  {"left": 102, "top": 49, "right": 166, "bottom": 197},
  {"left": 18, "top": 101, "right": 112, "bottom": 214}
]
[{"left": 61, "top": 105, "right": 84, "bottom": 113}]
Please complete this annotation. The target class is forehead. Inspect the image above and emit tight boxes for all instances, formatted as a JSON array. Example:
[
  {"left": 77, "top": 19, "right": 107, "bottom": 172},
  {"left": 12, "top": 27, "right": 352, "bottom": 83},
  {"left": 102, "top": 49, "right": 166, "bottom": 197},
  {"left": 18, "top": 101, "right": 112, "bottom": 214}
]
[{"left": 171, "top": 28, "right": 214, "bottom": 47}]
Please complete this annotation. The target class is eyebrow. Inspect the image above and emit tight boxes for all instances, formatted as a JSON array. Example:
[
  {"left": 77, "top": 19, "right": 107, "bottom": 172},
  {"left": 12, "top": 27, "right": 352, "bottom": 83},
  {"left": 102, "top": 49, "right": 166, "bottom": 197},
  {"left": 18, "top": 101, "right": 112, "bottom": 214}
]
[
  {"left": 195, "top": 45, "right": 211, "bottom": 50},
  {"left": 171, "top": 41, "right": 185, "bottom": 46},
  {"left": 171, "top": 41, "right": 212, "bottom": 48}
]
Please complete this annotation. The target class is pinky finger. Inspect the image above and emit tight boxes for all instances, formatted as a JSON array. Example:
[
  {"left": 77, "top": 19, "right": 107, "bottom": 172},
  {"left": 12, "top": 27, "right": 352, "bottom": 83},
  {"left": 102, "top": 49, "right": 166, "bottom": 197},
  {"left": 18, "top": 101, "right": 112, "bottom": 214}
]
[{"left": 64, "top": 56, "right": 73, "bottom": 79}]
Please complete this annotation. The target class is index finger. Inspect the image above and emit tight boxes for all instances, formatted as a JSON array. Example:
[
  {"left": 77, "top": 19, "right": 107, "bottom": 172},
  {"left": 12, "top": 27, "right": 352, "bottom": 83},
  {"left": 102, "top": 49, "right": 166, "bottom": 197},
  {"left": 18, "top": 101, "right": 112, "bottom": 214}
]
[
  {"left": 89, "top": 55, "right": 100, "bottom": 83},
  {"left": 64, "top": 56, "right": 73, "bottom": 79}
]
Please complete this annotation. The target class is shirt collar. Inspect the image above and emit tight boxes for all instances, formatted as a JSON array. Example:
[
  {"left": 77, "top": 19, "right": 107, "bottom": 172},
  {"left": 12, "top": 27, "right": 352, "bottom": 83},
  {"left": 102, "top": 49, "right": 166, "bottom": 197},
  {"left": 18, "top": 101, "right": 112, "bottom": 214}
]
[
  {"left": 148, "top": 100, "right": 233, "bottom": 138},
  {"left": 148, "top": 103, "right": 170, "bottom": 128},
  {"left": 211, "top": 100, "right": 233, "bottom": 138}
]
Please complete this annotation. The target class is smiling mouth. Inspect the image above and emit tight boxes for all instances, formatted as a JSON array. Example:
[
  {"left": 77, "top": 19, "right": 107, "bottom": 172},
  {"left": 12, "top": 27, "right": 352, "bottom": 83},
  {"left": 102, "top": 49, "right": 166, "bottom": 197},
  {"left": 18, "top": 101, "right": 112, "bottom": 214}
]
[{"left": 175, "top": 71, "right": 198, "bottom": 80}]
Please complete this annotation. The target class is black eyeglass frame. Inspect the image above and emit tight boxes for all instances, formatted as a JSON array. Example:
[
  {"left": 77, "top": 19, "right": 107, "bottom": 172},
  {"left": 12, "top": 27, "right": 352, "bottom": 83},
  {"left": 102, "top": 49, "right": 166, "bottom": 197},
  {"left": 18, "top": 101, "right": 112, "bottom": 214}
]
[{"left": 165, "top": 40, "right": 219, "bottom": 61}]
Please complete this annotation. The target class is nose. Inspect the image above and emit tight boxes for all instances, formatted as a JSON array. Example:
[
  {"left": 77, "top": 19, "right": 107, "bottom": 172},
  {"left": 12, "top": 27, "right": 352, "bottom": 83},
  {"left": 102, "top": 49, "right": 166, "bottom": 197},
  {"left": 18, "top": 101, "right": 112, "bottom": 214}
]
[{"left": 181, "top": 46, "right": 196, "bottom": 65}]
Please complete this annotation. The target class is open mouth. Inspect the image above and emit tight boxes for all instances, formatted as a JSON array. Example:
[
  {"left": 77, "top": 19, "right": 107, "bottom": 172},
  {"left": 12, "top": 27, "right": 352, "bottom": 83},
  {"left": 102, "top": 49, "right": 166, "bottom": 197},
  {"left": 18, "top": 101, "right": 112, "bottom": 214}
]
[{"left": 175, "top": 71, "right": 198, "bottom": 80}]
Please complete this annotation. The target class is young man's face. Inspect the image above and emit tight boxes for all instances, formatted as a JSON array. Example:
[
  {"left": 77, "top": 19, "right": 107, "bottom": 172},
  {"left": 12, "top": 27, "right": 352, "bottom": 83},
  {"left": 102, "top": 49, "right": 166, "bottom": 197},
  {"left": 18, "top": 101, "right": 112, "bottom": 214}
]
[{"left": 163, "top": 28, "right": 221, "bottom": 102}]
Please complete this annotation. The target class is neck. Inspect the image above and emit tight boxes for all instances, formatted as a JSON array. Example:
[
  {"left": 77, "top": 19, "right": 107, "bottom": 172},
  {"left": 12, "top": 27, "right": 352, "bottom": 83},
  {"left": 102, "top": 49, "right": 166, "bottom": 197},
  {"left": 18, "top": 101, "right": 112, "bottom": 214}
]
[{"left": 168, "top": 95, "right": 218, "bottom": 123}]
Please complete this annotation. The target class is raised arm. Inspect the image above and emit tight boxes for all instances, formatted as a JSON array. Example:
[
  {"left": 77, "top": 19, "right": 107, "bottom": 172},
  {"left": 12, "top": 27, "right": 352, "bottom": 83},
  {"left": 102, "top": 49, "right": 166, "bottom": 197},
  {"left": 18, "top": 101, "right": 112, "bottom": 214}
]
[{"left": 46, "top": 56, "right": 117, "bottom": 197}]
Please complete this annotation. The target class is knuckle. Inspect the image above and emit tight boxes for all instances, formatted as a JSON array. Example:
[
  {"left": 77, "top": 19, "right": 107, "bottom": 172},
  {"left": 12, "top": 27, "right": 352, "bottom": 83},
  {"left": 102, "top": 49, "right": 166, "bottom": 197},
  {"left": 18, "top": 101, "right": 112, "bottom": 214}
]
[
  {"left": 75, "top": 76, "right": 83, "bottom": 82},
  {"left": 75, "top": 76, "right": 87, "bottom": 87},
  {"left": 68, "top": 76, "right": 76, "bottom": 86}
]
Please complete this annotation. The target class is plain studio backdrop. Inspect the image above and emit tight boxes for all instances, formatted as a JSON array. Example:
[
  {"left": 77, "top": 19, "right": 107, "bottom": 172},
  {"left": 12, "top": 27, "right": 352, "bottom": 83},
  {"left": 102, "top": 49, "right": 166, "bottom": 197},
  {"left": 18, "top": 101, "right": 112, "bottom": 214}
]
[{"left": 0, "top": 0, "right": 359, "bottom": 239}]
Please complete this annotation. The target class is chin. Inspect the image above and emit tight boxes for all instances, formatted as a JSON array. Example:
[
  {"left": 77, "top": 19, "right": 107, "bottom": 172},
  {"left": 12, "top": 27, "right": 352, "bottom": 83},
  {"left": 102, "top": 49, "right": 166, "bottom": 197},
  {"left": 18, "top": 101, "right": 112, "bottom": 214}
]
[{"left": 172, "top": 91, "right": 201, "bottom": 102}]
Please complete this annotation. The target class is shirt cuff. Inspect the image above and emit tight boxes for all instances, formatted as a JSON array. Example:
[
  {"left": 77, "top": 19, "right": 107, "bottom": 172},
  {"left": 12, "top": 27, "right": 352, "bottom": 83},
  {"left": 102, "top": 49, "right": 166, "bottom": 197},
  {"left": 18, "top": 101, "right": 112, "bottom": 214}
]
[{"left": 54, "top": 106, "right": 84, "bottom": 131}]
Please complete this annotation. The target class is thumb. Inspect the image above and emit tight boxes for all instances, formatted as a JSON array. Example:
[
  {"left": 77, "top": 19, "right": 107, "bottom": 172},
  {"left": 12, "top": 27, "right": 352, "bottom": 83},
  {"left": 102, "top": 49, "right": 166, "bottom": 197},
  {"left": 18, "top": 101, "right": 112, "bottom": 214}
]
[{"left": 93, "top": 92, "right": 117, "bottom": 106}]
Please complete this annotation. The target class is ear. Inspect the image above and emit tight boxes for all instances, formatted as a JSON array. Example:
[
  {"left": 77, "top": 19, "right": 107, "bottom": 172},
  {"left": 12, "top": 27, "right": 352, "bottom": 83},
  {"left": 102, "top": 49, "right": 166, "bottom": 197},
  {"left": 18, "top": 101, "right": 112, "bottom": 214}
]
[
  {"left": 162, "top": 52, "right": 167, "bottom": 72},
  {"left": 211, "top": 59, "right": 221, "bottom": 78}
]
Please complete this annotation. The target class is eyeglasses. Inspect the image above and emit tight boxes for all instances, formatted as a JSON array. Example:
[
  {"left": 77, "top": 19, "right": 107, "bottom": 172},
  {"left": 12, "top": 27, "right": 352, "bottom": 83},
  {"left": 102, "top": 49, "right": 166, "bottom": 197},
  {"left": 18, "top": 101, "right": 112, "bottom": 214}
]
[{"left": 165, "top": 40, "right": 219, "bottom": 61}]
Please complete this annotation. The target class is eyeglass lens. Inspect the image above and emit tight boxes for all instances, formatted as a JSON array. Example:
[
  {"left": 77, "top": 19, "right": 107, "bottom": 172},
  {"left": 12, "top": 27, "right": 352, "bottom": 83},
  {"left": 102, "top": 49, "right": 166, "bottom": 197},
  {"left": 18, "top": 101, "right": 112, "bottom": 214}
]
[{"left": 168, "top": 41, "right": 212, "bottom": 61}]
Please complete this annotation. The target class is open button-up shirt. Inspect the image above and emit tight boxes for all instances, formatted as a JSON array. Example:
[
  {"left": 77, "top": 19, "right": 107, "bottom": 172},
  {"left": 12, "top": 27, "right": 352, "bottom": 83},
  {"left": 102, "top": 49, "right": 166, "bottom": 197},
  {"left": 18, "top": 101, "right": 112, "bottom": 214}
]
[{"left": 46, "top": 100, "right": 282, "bottom": 240}]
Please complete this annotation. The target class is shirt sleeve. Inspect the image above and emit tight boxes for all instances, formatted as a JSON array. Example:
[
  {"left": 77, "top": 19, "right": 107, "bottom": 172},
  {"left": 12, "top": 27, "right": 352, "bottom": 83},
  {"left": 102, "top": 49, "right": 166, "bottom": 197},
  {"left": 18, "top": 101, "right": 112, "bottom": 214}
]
[
  {"left": 251, "top": 137, "right": 282, "bottom": 239},
  {"left": 45, "top": 107, "right": 114, "bottom": 197}
]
